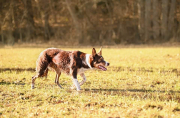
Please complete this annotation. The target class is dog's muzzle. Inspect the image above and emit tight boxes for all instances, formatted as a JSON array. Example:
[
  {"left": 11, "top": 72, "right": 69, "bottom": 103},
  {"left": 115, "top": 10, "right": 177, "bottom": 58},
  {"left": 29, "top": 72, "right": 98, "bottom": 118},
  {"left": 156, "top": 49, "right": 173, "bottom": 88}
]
[{"left": 105, "top": 61, "right": 110, "bottom": 66}]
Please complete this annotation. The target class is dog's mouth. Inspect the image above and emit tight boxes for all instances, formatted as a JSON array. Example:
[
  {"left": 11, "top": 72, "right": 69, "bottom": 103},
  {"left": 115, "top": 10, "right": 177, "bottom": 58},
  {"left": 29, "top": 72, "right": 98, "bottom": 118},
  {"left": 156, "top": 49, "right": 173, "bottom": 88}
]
[{"left": 98, "top": 65, "right": 107, "bottom": 71}]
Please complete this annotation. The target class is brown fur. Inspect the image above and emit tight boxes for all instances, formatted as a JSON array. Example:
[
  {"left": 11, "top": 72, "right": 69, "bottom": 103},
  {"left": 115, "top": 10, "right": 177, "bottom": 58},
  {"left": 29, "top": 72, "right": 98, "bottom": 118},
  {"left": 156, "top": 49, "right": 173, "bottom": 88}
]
[{"left": 32, "top": 48, "right": 109, "bottom": 90}]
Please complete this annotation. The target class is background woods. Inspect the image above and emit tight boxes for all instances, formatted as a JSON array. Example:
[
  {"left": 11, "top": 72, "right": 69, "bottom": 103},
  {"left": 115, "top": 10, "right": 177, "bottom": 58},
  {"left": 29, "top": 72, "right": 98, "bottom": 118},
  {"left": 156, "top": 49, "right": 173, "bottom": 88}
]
[{"left": 0, "top": 0, "right": 180, "bottom": 45}]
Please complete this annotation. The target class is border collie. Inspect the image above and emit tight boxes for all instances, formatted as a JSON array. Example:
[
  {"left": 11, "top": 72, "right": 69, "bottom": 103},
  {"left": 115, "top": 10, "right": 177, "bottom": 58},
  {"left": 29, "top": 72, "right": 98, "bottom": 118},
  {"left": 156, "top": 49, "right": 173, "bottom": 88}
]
[{"left": 32, "top": 48, "right": 109, "bottom": 91}]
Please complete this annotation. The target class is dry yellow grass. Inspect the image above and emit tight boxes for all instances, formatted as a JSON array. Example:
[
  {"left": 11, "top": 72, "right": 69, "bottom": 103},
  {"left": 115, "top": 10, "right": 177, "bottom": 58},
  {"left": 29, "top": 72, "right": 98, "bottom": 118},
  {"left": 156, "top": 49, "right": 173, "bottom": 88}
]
[{"left": 0, "top": 47, "right": 180, "bottom": 117}]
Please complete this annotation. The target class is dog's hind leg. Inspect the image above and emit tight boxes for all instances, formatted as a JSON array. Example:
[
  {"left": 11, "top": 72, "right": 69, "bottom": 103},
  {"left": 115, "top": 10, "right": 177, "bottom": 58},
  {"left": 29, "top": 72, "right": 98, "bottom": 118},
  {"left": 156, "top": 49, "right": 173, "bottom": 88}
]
[
  {"left": 32, "top": 67, "right": 48, "bottom": 89},
  {"left": 32, "top": 74, "right": 39, "bottom": 89},
  {"left": 44, "top": 69, "right": 48, "bottom": 79},
  {"left": 79, "top": 73, "right": 86, "bottom": 86},
  {"left": 55, "top": 70, "right": 63, "bottom": 89}
]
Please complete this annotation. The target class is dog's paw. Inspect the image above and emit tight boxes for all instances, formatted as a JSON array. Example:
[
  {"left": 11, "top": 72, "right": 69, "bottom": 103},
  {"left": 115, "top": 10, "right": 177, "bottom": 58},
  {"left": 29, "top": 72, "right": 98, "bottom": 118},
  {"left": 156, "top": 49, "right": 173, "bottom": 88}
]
[
  {"left": 31, "top": 85, "right": 35, "bottom": 89},
  {"left": 76, "top": 89, "right": 81, "bottom": 91},
  {"left": 70, "top": 85, "right": 76, "bottom": 90},
  {"left": 70, "top": 85, "right": 81, "bottom": 91}
]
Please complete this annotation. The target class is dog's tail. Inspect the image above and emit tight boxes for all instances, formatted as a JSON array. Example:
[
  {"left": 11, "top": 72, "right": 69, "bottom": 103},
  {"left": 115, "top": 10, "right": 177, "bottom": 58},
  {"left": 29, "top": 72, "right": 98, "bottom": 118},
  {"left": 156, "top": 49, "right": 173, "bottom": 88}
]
[{"left": 35, "top": 48, "right": 60, "bottom": 77}]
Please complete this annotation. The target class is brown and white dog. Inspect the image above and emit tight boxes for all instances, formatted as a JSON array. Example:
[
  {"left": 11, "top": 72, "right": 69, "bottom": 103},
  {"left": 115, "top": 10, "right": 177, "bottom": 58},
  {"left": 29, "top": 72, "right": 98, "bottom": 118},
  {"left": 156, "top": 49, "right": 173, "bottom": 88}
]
[{"left": 32, "top": 48, "right": 109, "bottom": 91}]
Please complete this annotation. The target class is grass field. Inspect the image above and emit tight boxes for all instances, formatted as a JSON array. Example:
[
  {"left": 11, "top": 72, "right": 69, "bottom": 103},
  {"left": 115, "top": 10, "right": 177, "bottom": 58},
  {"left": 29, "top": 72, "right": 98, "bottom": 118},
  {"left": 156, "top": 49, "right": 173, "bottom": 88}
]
[{"left": 0, "top": 47, "right": 180, "bottom": 118}]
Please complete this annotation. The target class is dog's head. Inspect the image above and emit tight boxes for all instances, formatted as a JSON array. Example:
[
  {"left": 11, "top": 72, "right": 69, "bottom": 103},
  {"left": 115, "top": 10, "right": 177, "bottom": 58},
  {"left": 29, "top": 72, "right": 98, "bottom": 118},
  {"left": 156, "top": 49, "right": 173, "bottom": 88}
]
[{"left": 91, "top": 48, "right": 110, "bottom": 71}]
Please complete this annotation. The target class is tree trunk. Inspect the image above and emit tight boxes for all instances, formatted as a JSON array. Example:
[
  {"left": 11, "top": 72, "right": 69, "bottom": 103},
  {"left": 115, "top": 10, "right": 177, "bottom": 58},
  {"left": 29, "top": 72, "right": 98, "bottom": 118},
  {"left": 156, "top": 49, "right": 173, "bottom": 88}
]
[
  {"left": 35, "top": 0, "right": 43, "bottom": 25},
  {"left": 161, "top": 0, "right": 168, "bottom": 41},
  {"left": 23, "top": 0, "right": 34, "bottom": 42},
  {"left": 145, "top": 0, "right": 151, "bottom": 43},
  {"left": 167, "top": 0, "right": 176, "bottom": 40},
  {"left": 49, "top": 0, "right": 57, "bottom": 23},
  {"left": 152, "top": 0, "right": 160, "bottom": 41},
  {"left": 36, "top": 0, "right": 51, "bottom": 41},
  {"left": 44, "top": 12, "right": 50, "bottom": 40},
  {"left": 175, "top": 22, "right": 180, "bottom": 42},
  {"left": 138, "top": 0, "right": 145, "bottom": 42},
  {"left": 105, "top": 0, "right": 114, "bottom": 44},
  {"left": 19, "top": 28, "right": 22, "bottom": 42},
  {"left": 65, "top": 0, "right": 82, "bottom": 44},
  {"left": 5, "top": 0, "right": 14, "bottom": 45},
  {"left": 1, "top": 27, "right": 4, "bottom": 44}
]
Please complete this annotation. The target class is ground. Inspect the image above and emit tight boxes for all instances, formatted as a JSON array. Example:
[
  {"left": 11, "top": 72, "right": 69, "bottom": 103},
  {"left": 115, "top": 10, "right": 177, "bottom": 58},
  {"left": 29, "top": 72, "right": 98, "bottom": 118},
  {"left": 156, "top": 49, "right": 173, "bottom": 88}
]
[{"left": 0, "top": 46, "right": 180, "bottom": 117}]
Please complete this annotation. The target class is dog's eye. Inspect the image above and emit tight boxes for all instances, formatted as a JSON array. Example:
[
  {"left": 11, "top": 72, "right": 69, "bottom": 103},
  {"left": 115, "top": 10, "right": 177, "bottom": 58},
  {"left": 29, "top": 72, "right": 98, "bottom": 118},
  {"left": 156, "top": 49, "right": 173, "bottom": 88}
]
[
  {"left": 98, "top": 58, "right": 102, "bottom": 62},
  {"left": 99, "top": 57, "right": 104, "bottom": 61}
]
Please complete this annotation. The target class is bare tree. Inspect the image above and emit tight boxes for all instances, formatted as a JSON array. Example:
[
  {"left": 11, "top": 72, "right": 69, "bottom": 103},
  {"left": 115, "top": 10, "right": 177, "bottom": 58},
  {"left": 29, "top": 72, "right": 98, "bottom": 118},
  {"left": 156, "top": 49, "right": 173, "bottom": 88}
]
[
  {"left": 3, "top": 0, "right": 14, "bottom": 45},
  {"left": 167, "top": 0, "right": 176, "bottom": 40},
  {"left": 152, "top": 0, "right": 160, "bottom": 41},
  {"left": 0, "top": 0, "right": 179, "bottom": 45},
  {"left": 65, "top": 0, "right": 82, "bottom": 44},
  {"left": 138, "top": 0, "right": 145, "bottom": 42},
  {"left": 23, "top": 0, "right": 34, "bottom": 42},
  {"left": 144, "top": 0, "right": 151, "bottom": 43},
  {"left": 161, "top": 0, "right": 168, "bottom": 41},
  {"left": 43, "top": 0, "right": 51, "bottom": 40},
  {"left": 105, "top": 0, "right": 114, "bottom": 44},
  {"left": 49, "top": 0, "right": 57, "bottom": 23}
]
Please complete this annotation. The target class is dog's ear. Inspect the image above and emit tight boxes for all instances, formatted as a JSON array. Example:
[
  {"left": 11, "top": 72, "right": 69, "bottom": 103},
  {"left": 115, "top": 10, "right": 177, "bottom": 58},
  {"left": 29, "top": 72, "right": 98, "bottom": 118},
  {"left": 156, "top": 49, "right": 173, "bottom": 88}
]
[
  {"left": 98, "top": 47, "right": 102, "bottom": 56},
  {"left": 92, "top": 48, "right": 96, "bottom": 57}
]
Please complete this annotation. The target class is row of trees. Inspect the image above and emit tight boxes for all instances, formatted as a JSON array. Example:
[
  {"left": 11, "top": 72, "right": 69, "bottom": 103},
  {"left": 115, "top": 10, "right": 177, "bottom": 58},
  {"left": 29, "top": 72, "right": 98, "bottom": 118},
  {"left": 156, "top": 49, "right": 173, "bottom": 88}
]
[
  {"left": 0, "top": 0, "right": 180, "bottom": 45},
  {"left": 138, "top": 0, "right": 178, "bottom": 43}
]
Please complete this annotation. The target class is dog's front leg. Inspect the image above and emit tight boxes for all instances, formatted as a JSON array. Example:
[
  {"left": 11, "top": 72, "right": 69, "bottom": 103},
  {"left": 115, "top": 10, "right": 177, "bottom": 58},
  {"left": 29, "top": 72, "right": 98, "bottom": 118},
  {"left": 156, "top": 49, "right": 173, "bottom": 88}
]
[
  {"left": 71, "top": 73, "right": 86, "bottom": 90},
  {"left": 79, "top": 73, "right": 86, "bottom": 86},
  {"left": 72, "top": 77, "right": 81, "bottom": 91},
  {"left": 71, "top": 69, "right": 81, "bottom": 91}
]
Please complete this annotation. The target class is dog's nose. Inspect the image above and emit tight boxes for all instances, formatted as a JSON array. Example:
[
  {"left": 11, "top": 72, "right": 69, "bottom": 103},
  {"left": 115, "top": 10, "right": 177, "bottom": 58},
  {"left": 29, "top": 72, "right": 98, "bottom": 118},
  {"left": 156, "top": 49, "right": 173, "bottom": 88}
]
[{"left": 107, "top": 62, "right": 110, "bottom": 66}]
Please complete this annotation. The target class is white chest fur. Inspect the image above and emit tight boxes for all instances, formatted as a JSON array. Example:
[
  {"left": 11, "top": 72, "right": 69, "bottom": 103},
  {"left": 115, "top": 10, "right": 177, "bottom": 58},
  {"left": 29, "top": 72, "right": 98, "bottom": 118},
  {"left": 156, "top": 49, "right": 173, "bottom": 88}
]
[{"left": 85, "top": 54, "right": 92, "bottom": 69}]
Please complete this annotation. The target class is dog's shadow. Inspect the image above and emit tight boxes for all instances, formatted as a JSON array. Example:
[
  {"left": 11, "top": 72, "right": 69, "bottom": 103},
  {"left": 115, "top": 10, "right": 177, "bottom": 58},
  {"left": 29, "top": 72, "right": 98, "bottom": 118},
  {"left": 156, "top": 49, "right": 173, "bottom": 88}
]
[
  {"left": 74, "top": 88, "right": 180, "bottom": 103},
  {"left": 83, "top": 88, "right": 180, "bottom": 94},
  {"left": 0, "top": 81, "right": 25, "bottom": 85}
]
